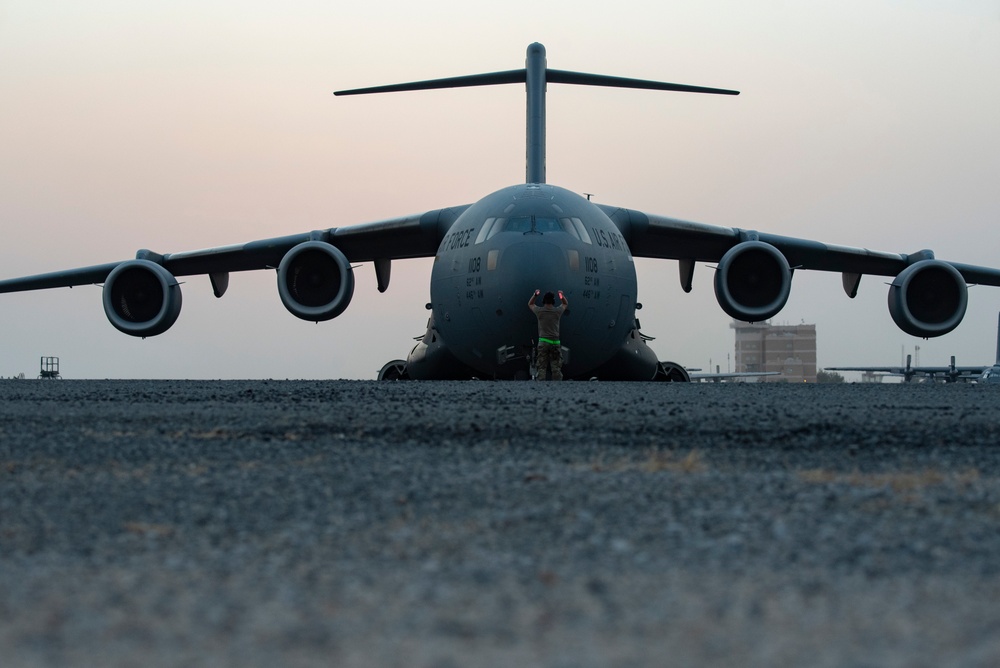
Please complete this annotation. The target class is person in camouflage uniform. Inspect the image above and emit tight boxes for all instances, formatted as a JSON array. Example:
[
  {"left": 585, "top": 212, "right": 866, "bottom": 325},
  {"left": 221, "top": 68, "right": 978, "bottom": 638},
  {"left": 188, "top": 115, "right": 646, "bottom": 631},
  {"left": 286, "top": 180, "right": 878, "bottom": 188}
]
[{"left": 528, "top": 289, "right": 569, "bottom": 380}]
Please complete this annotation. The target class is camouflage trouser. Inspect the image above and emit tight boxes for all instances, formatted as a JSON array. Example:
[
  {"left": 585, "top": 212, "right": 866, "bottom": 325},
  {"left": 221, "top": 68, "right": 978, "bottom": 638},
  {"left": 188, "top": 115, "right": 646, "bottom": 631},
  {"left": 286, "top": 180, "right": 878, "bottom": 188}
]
[{"left": 536, "top": 343, "right": 563, "bottom": 381}]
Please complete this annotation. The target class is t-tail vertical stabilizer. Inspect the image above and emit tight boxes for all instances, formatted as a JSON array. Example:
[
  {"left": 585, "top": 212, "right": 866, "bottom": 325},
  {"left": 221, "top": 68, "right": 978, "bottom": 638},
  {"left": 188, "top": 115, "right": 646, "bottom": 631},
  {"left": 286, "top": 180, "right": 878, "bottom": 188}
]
[{"left": 334, "top": 43, "right": 739, "bottom": 185}]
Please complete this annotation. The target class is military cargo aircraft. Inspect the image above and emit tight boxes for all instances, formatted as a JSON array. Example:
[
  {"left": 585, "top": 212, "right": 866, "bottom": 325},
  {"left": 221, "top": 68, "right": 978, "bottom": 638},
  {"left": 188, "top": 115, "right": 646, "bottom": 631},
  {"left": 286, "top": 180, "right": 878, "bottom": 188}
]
[
  {"left": 827, "top": 312, "right": 1000, "bottom": 383},
  {"left": 3, "top": 43, "right": 1000, "bottom": 381},
  {"left": 827, "top": 354, "right": 986, "bottom": 383}
]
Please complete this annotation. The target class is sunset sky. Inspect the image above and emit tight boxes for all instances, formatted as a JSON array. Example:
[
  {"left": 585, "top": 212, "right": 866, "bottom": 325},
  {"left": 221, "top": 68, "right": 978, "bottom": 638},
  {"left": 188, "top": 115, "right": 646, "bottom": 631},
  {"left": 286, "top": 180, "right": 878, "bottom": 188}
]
[{"left": 2, "top": 1, "right": 998, "bottom": 379}]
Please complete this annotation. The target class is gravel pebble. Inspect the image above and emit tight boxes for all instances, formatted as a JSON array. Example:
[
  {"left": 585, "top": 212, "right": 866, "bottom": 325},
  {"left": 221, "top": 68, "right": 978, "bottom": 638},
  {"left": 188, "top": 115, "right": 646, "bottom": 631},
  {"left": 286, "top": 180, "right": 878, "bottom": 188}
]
[{"left": 2, "top": 380, "right": 1000, "bottom": 667}]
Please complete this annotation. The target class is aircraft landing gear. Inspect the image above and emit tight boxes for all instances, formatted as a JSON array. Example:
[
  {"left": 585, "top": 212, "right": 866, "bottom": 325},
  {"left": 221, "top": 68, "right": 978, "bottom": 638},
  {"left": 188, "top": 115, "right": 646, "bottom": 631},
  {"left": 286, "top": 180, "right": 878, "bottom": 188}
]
[
  {"left": 655, "top": 361, "right": 691, "bottom": 382},
  {"left": 377, "top": 359, "right": 409, "bottom": 381}
]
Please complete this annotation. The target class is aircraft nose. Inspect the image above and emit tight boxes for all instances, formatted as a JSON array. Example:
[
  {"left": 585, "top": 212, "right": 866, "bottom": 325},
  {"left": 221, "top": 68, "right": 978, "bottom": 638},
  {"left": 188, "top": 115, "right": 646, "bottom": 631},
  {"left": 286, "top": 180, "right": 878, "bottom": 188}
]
[{"left": 506, "top": 240, "right": 569, "bottom": 294}]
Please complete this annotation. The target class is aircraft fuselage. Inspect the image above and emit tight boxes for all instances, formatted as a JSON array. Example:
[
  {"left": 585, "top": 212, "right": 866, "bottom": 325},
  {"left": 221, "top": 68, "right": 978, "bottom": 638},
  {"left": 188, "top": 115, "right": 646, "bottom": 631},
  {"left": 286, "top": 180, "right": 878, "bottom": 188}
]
[{"left": 407, "top": 183, "right": 650, "bottom": 379}]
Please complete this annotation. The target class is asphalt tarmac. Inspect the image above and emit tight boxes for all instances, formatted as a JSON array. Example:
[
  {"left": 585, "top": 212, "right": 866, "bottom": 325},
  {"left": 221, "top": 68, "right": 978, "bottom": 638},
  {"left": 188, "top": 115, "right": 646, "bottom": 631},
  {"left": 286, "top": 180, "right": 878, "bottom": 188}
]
[{"left": 2, "top": 379, "right": 1000, "bottom": 667}]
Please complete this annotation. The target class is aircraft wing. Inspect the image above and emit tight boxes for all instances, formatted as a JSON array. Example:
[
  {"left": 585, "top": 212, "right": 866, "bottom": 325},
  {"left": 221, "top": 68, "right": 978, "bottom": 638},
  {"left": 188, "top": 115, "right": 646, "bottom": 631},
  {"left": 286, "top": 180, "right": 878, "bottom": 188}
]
[
  {"left": 0, "top": 206, "right": 470, "bottom": 294},
  {"left": 952, "top": 366, "right": 992, "bottom": 375},
  {"left": 600, "top": 205, "right": 1000, "bottom": 288},
  {"left": 828, "top": 365, "right": 988, "bottom": 373},
  {"left": 825, "top": 365, "right": 990, "bottom": 383},
  {"left": 824, "top": 366, "right": 910, "bottom": 374},
  {"left": 688, "top": 371, "right": 782, "bottom": 382}
]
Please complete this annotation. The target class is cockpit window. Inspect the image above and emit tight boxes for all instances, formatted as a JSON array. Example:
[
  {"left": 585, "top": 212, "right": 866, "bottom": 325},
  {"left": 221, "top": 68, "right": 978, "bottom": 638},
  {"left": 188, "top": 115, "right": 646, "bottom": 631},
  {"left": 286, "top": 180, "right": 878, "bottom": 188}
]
[
  {"left": 505, "top": 216, "right": 533, "bottom": 233},
  {"left": 475, "top": 217, "right": 497, "bottom": 244},
  {"left": 534, "top": 217, "right": 562, "bottom": 232},
  {"left": 560, "top": 218, "right": 580, "bottom": 240},
  {"left": 484, "top": 218, "right": 506, "bottom": 241},
  {"left": 481, "top": 215, "right": 582, "bottom": 240}
]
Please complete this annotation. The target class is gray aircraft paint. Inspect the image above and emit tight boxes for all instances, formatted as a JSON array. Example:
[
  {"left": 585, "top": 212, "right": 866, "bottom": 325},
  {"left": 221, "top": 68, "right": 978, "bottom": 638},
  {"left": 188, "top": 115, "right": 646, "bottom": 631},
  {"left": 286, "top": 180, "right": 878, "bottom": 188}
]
[{"left": 421, "top": 183, "right": 641, "bottom": 379}]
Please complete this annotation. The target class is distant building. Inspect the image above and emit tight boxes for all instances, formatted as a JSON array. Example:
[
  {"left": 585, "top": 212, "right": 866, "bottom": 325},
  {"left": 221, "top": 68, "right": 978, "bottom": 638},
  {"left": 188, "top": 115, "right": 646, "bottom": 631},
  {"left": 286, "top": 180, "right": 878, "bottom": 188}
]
[{"left": 730, "top": 320, "right": 817, "bottom": 383}]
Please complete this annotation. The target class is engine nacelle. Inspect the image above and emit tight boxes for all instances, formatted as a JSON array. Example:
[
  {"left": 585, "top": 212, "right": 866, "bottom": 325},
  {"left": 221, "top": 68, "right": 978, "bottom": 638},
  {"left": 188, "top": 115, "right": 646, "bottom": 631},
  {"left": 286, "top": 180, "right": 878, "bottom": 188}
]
[
  {"left": 277, "top": 241, "right": 355, "bottom": 321},
  {"left": 888, "top": 259, "right": 967, "bottom": 337},
  {"left": 714, "top": 241, "right": 792, "bottom": 322},
  {"left": 102, "top": 260, "right": 182, "bottom": 337}
]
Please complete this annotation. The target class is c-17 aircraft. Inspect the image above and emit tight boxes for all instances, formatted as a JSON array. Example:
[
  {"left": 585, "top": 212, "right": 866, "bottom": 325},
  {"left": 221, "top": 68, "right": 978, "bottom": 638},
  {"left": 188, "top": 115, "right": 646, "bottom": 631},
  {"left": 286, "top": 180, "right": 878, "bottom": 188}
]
[
  {"left": 3, "top": 43, "right": 1000, "bottom": 381},
  {"left": 826, "top": 312, "right": 1000, "bottom": 383}
]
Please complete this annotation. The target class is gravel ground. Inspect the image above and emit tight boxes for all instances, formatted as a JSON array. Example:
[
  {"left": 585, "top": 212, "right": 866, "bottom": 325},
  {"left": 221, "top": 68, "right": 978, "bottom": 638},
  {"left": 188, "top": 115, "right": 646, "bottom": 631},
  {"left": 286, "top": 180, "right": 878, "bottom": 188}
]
[{"left": 2, "top": 379, "right": 1000, "bottom": 667}]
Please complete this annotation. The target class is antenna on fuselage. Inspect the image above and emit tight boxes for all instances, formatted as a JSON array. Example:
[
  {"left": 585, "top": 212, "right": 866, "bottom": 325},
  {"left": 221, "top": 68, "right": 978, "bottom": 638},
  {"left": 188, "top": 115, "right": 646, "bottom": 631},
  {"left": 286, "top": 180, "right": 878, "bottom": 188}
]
[{"left": 334, "top": 43, "right": 739, "bottom": 186}]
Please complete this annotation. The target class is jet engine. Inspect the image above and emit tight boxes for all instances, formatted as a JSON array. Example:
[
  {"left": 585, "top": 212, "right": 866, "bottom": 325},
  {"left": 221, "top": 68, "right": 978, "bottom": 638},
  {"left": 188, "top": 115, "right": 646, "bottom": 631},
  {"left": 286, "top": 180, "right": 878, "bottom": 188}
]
[
  {"left": 277, "top": 241, "right": 355, "bottom": 321},
  {"left": 714, "top": 241, "right": 792, "bottom": 322},
  {"left": 888, "top": 259, "right": 967, "bottom": 337},
  {"left": 102, "top": 260, "right": 182, "bottom": 337}
]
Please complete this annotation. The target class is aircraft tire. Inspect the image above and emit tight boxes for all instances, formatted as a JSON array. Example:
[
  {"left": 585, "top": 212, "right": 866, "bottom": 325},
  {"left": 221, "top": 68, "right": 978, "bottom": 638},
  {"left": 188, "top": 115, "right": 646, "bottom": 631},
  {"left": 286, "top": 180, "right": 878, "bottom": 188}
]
[
  {"left": 657, "top": 361, "right": 691, "bottom": 382},
  {"left": 378, "top": 360, "right": 409, "bottom": 381}
]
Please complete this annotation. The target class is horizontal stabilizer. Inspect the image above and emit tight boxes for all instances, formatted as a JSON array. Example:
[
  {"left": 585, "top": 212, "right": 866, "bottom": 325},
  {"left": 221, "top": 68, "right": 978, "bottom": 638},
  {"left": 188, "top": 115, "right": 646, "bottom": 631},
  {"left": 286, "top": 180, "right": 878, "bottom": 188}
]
[
  {"left": 335, "top": 70, "right": 526, "bottom": 96},
  {"left": 334, "top": 43, "right": 740, "bottom": 184},
  {"left": 546, "top": 69, "right": 739, "bottom": 96},
  {"left": 335, "top": 68, "right": 739, "bottom": 97}
]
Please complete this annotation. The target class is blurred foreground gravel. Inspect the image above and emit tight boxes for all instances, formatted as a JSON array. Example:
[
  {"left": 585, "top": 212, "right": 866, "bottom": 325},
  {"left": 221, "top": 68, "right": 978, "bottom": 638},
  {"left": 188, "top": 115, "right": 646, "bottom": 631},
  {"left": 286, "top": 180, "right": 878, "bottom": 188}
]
[{"left": 2, "top": 379, "right": 1000, "bottom": 667}]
